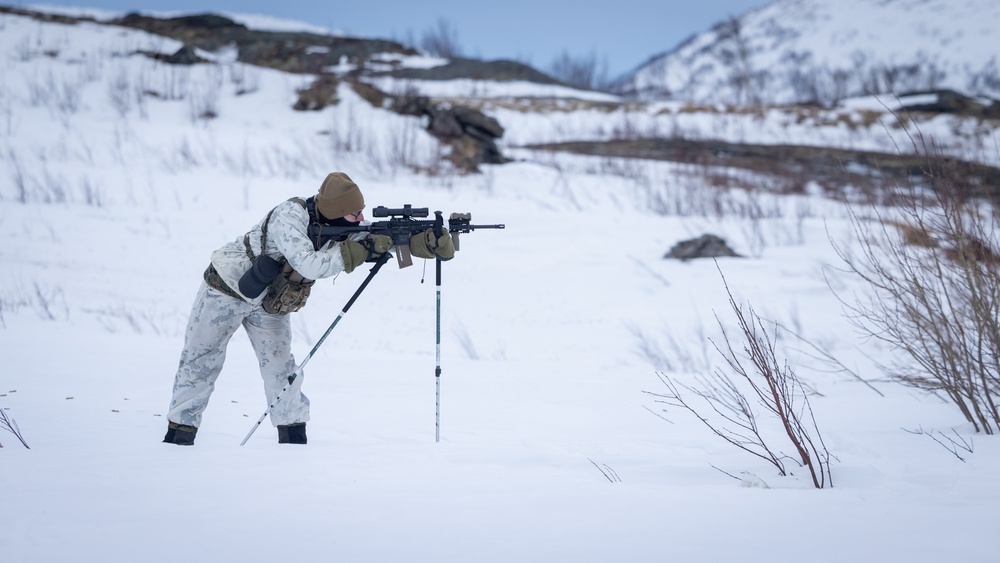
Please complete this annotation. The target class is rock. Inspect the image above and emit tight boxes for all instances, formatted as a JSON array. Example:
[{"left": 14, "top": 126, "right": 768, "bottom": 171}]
[
  {"left": 165, "top": 13, "right": 245, "bottom": 30},
  {"left": 164, "top": 45, "right": 202, "bottom": 65},
  {"left": 899, "top": 89, "right": 999, "bottom": 118},
  {"left": 390, "top": 94, "right": 508, "bottom": 171},
  {"left": 665, "top": 234, "right": 742, "bottom": 261},
  {"left": 137, "top": 44, "right": 206, "bottom": 65},
  {"left": 450, "top": 105, "right": 505, "bottom": 139}
]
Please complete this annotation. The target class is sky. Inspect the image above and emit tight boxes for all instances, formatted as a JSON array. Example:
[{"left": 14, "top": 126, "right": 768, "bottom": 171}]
[{"left": 27, "top": 0, "right": 775, "bottom": 78}]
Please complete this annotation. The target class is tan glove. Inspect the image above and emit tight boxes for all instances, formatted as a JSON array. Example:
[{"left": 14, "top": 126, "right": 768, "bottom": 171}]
[
  {"left": 340, "top": 234, "right": 392, "bottom": 273},
  {"left": 409, "top": 228, "right": 456, "bottom": 261}
]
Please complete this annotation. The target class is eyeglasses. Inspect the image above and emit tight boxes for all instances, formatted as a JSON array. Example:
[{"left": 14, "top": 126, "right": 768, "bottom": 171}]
[{"left": 346, "top": 210, "right": 364, "bottom": 221}]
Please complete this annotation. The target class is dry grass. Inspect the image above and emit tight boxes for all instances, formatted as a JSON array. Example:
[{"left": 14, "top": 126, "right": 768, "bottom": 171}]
[{"left": 889, "top": 220, "right": 938, "bottom": 248}]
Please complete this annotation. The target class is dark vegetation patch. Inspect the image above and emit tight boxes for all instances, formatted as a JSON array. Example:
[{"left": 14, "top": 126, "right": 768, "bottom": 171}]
[
  {"left": 109, "top": 12, "right": 414, "bottom": 74},
  {"left": 526, "top": 138, "right": 1000, "bottom": 199},
  {"left": 378, "top": 57, "right": 563, "bottom": 85}
]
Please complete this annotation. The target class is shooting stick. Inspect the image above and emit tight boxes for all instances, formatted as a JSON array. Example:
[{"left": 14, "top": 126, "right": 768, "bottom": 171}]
[
  {"left": 434, "top": 212, "right": 443, "bottom": 443},
  {"left": 240, "top": 251, "right": 392, "bottom": 445}
]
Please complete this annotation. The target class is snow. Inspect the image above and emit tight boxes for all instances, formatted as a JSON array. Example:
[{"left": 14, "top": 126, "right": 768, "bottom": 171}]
[
  {"left": 216, "top": 13, "right": 340, "bottom": 36},
  {"left": 627, "top": 0, "right": 1000, "bottom": 103},
  {"left": 1, "top": 9, "right": 998, "bottom": 563},
  {"left": 366, "top": 76, "right": 621, "bottom": 103},
  {"left": 370, "top": 52, "right": 450, "bottom": 70},
  {"left": 22, "top": 3, "right": 123, "bottom": 20}
]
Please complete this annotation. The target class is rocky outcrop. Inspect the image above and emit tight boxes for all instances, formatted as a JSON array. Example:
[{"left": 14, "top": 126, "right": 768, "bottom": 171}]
[
  {"left": 665, "top": 235, "right": 742, "bottom": 261},
  {"left": 164, "top": 45, "right": 204, "bottom": 65},
  {"left": 392, "top": 95, "right": 508, "bottom": 171},
  {"left": 110, "top": 12, "right": 415, "bottom": 74},
  {"left": 899, "top": 89, "right": 1000, "bottom": 119},
  {"left": 136, "top": 44, "right": 208, "bottom": 65}
]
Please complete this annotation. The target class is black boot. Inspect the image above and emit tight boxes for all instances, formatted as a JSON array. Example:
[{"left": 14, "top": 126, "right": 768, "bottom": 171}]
[
  {"left": 163, "top": 421, "right": 197, "bottom": 446},
  {"left": 277, "top": 423, "right": 307, "bottom": 444}
]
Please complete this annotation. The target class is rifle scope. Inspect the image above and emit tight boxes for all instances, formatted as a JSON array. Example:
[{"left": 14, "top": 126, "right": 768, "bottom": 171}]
[{"left": 373, "top": 205, "right": 429, "bottom": 218}]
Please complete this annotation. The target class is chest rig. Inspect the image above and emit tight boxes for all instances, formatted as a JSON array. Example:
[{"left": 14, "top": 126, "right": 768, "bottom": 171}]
[{"left": 246, "top": 197, "right": 316, "bottom": 315}]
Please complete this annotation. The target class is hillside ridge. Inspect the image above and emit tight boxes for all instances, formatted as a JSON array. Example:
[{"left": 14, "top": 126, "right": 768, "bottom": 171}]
[{"left": 616, "top": 0, "right": 1000, "bottom": 105}]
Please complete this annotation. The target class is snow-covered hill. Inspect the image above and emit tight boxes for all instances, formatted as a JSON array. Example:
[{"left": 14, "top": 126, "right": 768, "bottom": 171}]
[
  {"left": 1, "top": 6, "right": 998, "bottom": 563},
  {"left": 618, "top": 0, "right": 1000, "bottom": 105}
]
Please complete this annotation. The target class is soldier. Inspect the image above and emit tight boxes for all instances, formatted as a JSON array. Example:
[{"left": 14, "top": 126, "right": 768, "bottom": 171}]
[{"left": 163, "top": 172, "right": 454, "bottom": 446}]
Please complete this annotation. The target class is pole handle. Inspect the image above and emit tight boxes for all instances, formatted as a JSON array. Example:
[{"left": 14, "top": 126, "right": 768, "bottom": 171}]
[{"left": 433, "top": 211, "right": 444, "bottom": 237}]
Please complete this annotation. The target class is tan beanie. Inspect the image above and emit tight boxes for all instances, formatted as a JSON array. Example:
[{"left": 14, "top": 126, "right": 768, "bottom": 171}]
[{"left": 316, "top": 172, "right": 365, "bottom": 219}]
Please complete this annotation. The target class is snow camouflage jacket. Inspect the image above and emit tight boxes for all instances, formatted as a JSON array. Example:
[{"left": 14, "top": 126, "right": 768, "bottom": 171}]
[{"left": 209, "top": 198, "right": 361, "bottom": 305}]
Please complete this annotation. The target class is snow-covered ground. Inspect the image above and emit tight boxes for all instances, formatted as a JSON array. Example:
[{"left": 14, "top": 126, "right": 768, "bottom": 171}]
[{"left": 1, "top": 9, "right": 997, "bottom": 562}]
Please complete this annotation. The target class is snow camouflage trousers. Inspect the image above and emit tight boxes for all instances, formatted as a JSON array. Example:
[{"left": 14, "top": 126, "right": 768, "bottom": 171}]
[{"left": 167, "top": 282, "right": 310, "bottom": 429}]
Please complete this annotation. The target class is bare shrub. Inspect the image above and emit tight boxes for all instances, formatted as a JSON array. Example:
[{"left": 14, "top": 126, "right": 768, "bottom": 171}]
[
  {"left": 630, "top": 322, "right": 712, "bottom": 374},
  {"left": 717, "top": 17, "right": 758, "bottom": 105},
  {"left": 0, "top": 408, "right": 30, "bottom": 449},
  {"left": 1, "top": 95, "right": 13, "bottom": 137},
  {"left": 107, "top": 65, "right": 132, "bottom": 116},
  {"left": 54, "top": 76, "right": 82, "bottom": 117},
  {"left": 646, "top": 268, "right": 834, "bottom": 488},
  {"left": 88, "top": 304, "right": 180, "bottom": 336},
  {"left": 833, "top": 158, "right": 1000, "bottom": 433},
  {"left": 160, "top": 65, "right": 190, "bottom": 101},
  {"left": 420, "top": 18, "right": 463, "bottom": 58},
  {"left": 9, "top": 164, "right": 74, "bottom": 205},
  {"left": 187, "top": 67, "right": 223, "bottom": 122},
  {"left": 80, "top": 176, "right": 106, "bottom": 207},
  {"left": 587, "top": 458, "right": 621, "bottom": 483},
  {"left": 452, "top": 321, "right": 480, "bottom": 360},
  {"left": 25, "top": 70, "right": 54, "bottom": 107},
  {"left": 903, "top": 426, "right": 974, "bottom": 462},
  {"left": 133, "top": 67, "right": 151, "bottom": 119},
  {"left": 161, "top": 136, "right": 201, "bottom": 173},
  {"left": 548, "top": 49, "right": 610, "bottom": 90},
  {"left": 386, "top": 118, "right": 421, "bottom": 175},
  {"left": 32, "top": 281, "right": 68, "bottom": 321},
  {"left": 15, "top": 35, "right": 32, "bottom": 62},
  {"left": 327, "top": 102, "right": 361, "bottom": 153},
  {"left": 8, "top": 148, "right": 28, "bottom": 203},
  {"left": 229, "top": 63, "right": 261, "bottom": 96}
]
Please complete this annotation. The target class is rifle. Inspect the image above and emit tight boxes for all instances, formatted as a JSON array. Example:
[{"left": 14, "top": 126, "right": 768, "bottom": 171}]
[{"left": 307, "top": 204, "right": 505, "bottom": 268}]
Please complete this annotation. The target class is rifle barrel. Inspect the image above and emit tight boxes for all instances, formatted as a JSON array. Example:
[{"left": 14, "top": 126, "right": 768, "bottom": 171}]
[{"left": 453, "top": 223, "right": 505, "bottom": 231}]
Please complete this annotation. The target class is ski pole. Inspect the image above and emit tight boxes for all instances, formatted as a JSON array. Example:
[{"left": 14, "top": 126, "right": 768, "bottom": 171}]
[
  {"left": 434, "top": 211, "right": 443, "bottom": 443},
  {"left": 240, "top": 251, "right": 391, "bottom": 445}
]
